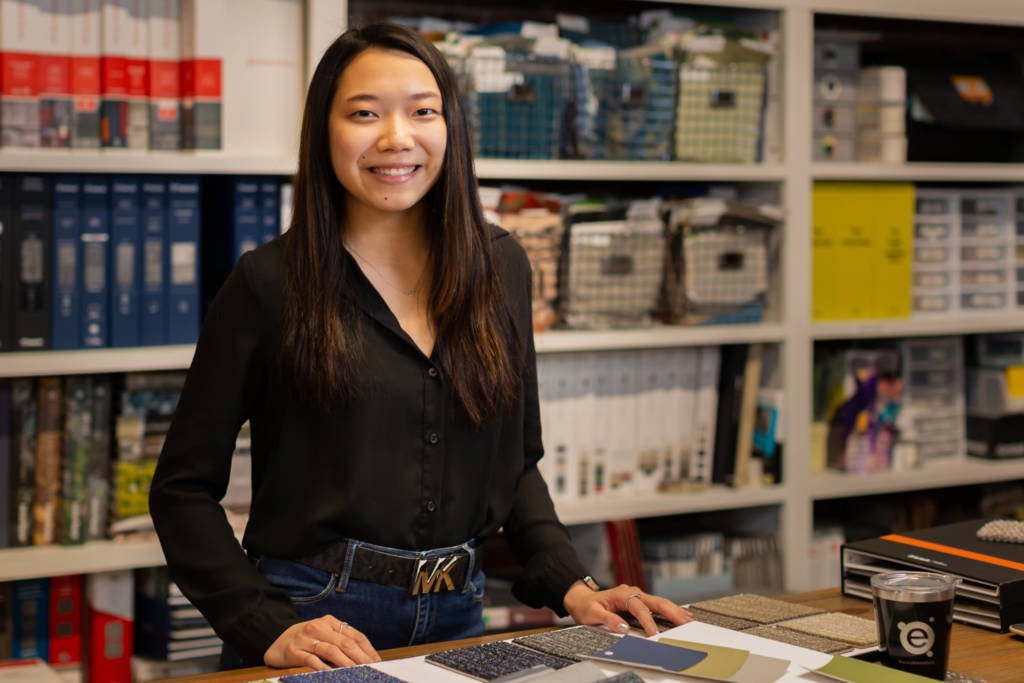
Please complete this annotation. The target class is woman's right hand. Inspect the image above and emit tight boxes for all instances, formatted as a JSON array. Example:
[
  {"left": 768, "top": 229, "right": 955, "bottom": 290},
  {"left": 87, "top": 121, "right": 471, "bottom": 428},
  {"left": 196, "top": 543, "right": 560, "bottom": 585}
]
[{"left": 264, "top": 615, "right": 381, "bottom": 670}]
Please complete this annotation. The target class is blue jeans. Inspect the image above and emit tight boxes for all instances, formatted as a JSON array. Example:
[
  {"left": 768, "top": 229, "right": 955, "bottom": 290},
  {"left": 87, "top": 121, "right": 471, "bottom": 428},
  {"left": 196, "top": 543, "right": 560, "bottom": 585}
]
[{"left": 220, "top": 539, "right": 485, "bottom": 669}]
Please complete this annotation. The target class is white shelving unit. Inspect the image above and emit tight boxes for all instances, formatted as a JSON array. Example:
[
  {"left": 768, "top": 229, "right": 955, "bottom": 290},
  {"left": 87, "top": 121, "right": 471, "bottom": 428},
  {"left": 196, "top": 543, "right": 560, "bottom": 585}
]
[{"left": 4, "top": 0, "right": 1024, "bottom": 596}]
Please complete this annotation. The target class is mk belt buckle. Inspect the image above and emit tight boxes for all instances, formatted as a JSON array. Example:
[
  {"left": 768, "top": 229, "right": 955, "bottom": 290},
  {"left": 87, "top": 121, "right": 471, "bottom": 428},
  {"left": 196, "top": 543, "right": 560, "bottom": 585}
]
[{"left": 410, "top": 554, "right": 462, "bottom": 595}]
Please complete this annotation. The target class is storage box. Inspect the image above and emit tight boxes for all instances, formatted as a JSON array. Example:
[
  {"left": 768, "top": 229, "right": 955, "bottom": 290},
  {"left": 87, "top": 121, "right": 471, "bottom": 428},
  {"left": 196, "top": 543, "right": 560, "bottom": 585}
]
[{"left": 966, "top": 412, "right": 1024, "bottom": 458}]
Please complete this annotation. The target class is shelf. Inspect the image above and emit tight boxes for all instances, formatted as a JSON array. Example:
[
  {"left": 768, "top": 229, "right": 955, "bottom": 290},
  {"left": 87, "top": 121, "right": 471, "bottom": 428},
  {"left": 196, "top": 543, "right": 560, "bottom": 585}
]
[
  {"left": 810, "top": 458, "right": 1024, "bottom": 501},
  {"left": 0, "top": 346, "right": 195, "bottom": 378},
  {"left": 535, "top": 323, "right": 786, "bottom": 353},
  {"left": 808, "top": 0, "right": 1024, "bottom": 26},
  {"left": 0, "top": 326, "right": 786, "bottom": 377},
  {"left": 0, "top": 150, "right": 296, "bottom": 175},
  {"left": 0, "top": 539, "right": 166, "bottom": 582},
  {"left": 556, "top": 485, "right": 788, "bottom": 526},
  {"left": 812, "top": 314, "right": 1024, "bottom": 340},
  {"left": 812, "top": 162, "right": 1024, "bottom": 183},
  {"left": 475, "top": 159, "right": 786, "bottom": 183}
]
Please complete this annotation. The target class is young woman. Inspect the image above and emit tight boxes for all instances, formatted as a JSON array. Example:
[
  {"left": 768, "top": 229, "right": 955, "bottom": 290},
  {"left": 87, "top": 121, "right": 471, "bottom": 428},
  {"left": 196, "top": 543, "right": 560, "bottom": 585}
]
[{"left": 149, "top": 22, "right": 690, "bottom": 672}]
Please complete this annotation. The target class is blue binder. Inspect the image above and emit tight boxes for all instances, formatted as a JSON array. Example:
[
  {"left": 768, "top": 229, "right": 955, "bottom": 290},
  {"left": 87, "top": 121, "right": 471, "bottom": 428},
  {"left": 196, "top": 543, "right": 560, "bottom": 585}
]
[
  {"left": 110, "top": 176, "right": 141, "bottom": 347},
  {"left": 259, "top": 178, "right": 280, "bottom": 243},
  {"left": 11, "top": 578, "right": 49, "bottom": 660},
  {"left": 51, "top": 176, "right": 82, "bottom": 350},
  {"left": 233, "top": 177, "right": 261, "bottom": 261},
  {"left": 140, "top": 177, "right": 168, "bottom": 346},
  {"left": 80, "top": 178, "right": 110, "bottom": 347},
  {"left": 166, "top": 177, "right": 201, "bottom": 345}
]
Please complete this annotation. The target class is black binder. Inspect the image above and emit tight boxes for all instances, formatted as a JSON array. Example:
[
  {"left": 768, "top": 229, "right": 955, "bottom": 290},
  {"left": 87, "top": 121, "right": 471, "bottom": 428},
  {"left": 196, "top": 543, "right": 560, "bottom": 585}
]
[{"left": 841, "top": 518, "right": 1024, "bottom": 632}]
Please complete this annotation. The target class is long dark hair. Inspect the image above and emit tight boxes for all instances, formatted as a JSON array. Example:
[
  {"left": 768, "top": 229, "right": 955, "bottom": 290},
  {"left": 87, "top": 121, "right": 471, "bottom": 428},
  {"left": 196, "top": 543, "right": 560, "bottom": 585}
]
[{"left": 281, "top": 23, "right": 521, "bottom": 425}]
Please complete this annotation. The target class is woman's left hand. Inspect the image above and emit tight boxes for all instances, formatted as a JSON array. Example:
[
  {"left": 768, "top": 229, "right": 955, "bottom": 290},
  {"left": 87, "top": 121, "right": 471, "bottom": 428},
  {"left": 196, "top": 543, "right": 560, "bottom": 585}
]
[{"left": 562, "top": 582, "right": 692, "bottom": 637}]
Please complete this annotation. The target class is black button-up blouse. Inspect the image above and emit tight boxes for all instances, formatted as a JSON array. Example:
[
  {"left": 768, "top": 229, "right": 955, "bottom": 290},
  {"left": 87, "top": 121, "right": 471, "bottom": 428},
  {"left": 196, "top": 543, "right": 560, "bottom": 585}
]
[{"left": 149, "top": 225, "right": 587, "bottom": 664}]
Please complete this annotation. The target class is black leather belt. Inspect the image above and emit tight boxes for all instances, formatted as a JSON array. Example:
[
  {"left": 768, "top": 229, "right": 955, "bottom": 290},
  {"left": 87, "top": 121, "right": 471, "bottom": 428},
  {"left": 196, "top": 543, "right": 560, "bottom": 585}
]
[{"left": 296, "top": 540, "right": 474, "bottom": 595}]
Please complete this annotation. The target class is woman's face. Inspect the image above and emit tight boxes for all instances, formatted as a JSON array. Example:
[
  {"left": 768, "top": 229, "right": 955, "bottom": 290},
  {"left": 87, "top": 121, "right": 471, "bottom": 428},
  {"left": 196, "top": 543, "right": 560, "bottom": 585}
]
[{"left": 329, "top": 47, "right": 448, "bottom": 222}]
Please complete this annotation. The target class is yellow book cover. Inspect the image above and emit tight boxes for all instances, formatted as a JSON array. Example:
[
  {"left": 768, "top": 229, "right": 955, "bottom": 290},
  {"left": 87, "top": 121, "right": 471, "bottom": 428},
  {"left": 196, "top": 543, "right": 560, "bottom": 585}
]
[
  {"left": 812, "top": 182, "right": 914, "bottom": 320},
  {"left": 812, "top": 183, "right": 846, "bottom": 320},
  {"left": 869, "top": 183, "right": 915, "bottom": 318}
]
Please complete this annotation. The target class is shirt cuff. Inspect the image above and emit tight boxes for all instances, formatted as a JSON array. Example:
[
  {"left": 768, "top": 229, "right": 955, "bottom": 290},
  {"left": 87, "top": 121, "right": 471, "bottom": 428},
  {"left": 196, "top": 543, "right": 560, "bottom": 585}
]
[
  {"left": 511, "top": 544, "right": 589, "bottom": 617},
  {"left": 220, "top": 595, "right": 303, "bottom": 666}
]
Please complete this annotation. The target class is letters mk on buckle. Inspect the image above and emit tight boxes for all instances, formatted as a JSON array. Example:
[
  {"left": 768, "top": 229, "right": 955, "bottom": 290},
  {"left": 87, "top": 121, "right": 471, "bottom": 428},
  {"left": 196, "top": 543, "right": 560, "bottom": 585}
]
[{"left": 411, "top": 555, "right": 460, "bottom": 595}]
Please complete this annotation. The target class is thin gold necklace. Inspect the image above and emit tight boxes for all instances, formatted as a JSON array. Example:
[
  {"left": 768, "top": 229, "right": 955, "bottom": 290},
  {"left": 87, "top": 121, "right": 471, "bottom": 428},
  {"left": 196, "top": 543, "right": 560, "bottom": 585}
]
[{"left": 344, "top": 242, "right": 426, "bottom": 297}]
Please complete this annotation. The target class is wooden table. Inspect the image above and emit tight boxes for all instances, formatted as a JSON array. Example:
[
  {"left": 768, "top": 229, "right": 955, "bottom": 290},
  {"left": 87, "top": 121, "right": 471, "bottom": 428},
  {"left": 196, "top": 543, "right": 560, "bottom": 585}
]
[{"left": 169, "top": 589, "right": 1024, "bottom": 682}]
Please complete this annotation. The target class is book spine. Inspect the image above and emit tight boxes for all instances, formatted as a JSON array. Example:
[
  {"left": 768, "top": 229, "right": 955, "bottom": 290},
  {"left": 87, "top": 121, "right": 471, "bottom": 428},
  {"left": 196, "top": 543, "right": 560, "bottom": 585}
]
[
  {"left": 11, "top": 578, "right": 48, "bottom": 660},
  {"left": 86, "top": 376, "right": 112, "bottom": 541},
  {"left": 80, "top": 177, "right": 111, "bottom": 347},
  {"left": 47, "top": 574, "right": 83, "bottom": 665},
  {"left": 69, "top": 0, "right": 102, "bottom": 148},
  {"left": 0, "top": 0, "right": 42, "bottom": 148},
  {"left": 38, "top": 0, "right": 72, "bottom": 148},
  {"left": 51, "top": 175, "right": 83, "bottom": 350},
  {"left": 110, "top": 176, "right": 142, "bottom": 347},
  {"left": 13, "top": 174, "right": 54, "bottom": 350},
  {"left": 165, "top": 176, "right": 200, "bottom": 344},
  {"left": 85, "top": 571, "right": 133, "bottom": 682},
  {"left": 123, "top": 0, "right": 149, "bottom": 150},
  {"left": 0, "top": 381, "right": 12, "bottom": 549},
  {"left": 60, "top": 375, "right": 92, "bottom": 545},
  {"left": 32, "top": 377, "right": 63, "bottom": 546},
  {"left": 147, "top": 0, "right": 180, "bottom": 150},
  {"left": 100, "top": 0, "right": 130, "bottom": 147},
  {"left": 140, "top": 176, "right": 168, "bottom": 345},
  {"left": 179, "top": 0, "right": 222, "bottom": 149},
  {"left": 10, "top": 379, "right": 37, "bottom": 548}
]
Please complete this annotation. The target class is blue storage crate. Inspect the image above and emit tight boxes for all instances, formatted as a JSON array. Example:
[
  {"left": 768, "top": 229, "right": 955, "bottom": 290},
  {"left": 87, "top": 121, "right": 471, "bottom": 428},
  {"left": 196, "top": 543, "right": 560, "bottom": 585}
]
[
  {"left": 465, "top": 48, "right": 570, "bottom": 159},
  {"left": 604, "top": 46, "right": 679, "bottom": 161}
]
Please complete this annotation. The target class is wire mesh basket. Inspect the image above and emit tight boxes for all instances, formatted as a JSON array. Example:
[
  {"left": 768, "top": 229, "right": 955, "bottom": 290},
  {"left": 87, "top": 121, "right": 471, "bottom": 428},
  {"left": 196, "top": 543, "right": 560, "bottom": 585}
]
[
  {"left": 605, "top": 46, "right": 678, "bottom": 161},
  {"left": 675, "top": 58, "right": 767, "bottom": 163},
  {"left": 463, "top": 46, "right": 571, "bottom": 159},
  {"left": 559, "top": 200, "right": 665, "bottom": 329},
  {"left": 665, "top": 198, "right": 780, "bottom": 324}
]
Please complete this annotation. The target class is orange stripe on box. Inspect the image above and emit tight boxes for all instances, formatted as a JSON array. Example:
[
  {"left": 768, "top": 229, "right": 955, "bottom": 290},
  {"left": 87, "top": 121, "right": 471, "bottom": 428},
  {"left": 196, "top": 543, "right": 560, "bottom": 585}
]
[{"left": 882, "top": 534, "right": 1024, "bottom": 572}]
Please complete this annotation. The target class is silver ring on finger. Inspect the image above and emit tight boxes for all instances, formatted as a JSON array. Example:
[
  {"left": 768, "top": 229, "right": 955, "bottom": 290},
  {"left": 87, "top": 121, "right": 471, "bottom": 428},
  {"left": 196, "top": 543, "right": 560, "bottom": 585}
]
[
  {"left": 311, "top": 639, "right": 320, "bottom": 654},
  {"left": 625, "top": 592, "right": 643, "bottom": 608},
  {"left": 338, "top": 621, "right": 348, "bottom": 633}
]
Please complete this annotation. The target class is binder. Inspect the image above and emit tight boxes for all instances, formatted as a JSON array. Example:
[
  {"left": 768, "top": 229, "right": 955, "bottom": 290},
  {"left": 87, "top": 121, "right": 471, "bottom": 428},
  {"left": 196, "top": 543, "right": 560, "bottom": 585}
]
[
  {"left": 13, "top": 175, "right": 54, "bottom": 350},
  {"left": 0, "top": 381, "right": 11, "bottom": 549},
  {"left": 80, "top": 177, "right": 110, "bottom": 348},
  {"left": 233, "top": 177, "right": 261, "bottom": 260},
  {"left": 110, "top": 176, "right": 141, "bottom": 347},
  {"left": 259, "top": 177, "right": 280, "bottom": 243},
  {"left": 0, "top": 174, "right": 13, "bottom": 351},
  {"left": 51, "top": 176, "right": 82, "bottom": 350},
  {"left": 47, "top": 575, "right": 82, "bottom": 666},
  {"left": 148, "top": 0, "right": 181, "bottom": 151},
  {"left": 0, "top": 0, "right": 42, "bottom": 148},
  {"left": 842, "top": 518, "right": 1024, "bottom": 632},
  {"left": 11, "top": 578, "right": 48, "bottom": 660},
  {"left": 85, "top": 571, "right": 133, "bottom": 682},
  {"left": 140, "top": 176, "right": 168, "bottom": 345},
  {"left": 166, "top": 177, "right": 201, "bottom": 344}
]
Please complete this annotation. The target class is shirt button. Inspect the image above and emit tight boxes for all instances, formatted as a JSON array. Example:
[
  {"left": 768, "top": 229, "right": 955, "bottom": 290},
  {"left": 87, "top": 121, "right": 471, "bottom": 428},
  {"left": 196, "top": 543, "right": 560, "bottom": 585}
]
[
  {"left": 427, "top": 432, "right": 440, "bottom": 445},
  {"left": 428, "top": 367, "right": 438, "bottom": 378},
  {"left": 425, "top": 499, "right": 436, "bottom": 512}
]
